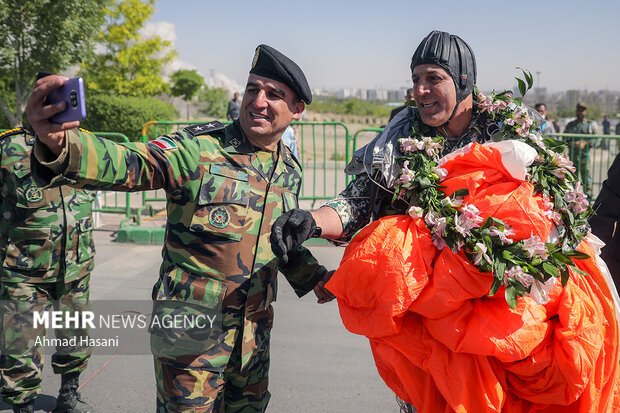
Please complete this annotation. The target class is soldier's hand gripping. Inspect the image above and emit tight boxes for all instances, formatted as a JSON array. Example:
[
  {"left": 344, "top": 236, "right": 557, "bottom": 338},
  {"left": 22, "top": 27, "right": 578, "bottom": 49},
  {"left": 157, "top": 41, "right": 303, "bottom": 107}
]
[
  {"left": 26, "top": 74, "right": 80, "bottom": 156},
  {"left": 271, "top": 209, "right": 320, "bottom": 265}
]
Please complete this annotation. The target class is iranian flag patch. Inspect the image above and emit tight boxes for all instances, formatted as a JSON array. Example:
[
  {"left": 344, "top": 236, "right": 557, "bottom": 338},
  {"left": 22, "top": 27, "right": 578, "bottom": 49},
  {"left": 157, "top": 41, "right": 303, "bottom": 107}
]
[{"left": 149, "top": 136, "right": 179, "bottom": 150}]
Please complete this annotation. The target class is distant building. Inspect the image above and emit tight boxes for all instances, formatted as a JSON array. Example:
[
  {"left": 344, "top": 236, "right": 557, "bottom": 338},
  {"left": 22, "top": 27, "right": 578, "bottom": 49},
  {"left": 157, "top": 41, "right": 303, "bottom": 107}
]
[{"left": 566, "top": 90, "right": 580, "bottom": 111}]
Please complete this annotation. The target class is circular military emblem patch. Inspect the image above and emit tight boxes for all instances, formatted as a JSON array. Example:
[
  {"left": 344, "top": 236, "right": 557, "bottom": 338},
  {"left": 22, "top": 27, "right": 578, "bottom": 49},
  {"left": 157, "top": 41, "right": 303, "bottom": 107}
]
[
  {"left": 209, "top": 206, "right": 230, "bottom": 229},
  {"left": 25, "top": 187, "right": 43, "bottom": 203}
]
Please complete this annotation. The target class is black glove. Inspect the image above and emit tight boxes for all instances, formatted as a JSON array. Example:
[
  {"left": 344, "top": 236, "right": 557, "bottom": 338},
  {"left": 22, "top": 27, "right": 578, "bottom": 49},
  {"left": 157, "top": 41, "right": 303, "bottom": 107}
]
[{"left": 271, "top": 209, "right": 320, "bottom": 265}]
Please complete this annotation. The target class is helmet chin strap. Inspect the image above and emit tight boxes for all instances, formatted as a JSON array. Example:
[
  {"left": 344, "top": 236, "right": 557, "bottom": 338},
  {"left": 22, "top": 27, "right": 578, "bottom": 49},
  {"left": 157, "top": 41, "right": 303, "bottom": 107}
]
[
  {"left": 439, "top": 91, "right": 473, "bottom": 137},
  {"left": 438, "top": 99, "right": 461, "bottom": 136}
]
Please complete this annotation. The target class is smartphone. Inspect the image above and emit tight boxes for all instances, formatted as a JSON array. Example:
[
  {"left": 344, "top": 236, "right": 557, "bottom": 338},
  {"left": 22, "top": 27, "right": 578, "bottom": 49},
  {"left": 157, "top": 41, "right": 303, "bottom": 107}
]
[{"left": 45, "top": 76, "right": 87, "bottom": 124}]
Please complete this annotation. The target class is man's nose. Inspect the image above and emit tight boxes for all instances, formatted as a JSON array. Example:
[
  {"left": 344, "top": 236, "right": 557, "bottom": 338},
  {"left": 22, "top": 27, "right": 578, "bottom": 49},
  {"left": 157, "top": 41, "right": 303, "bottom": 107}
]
[
  {"left": 415, "top": 81, "right": 430, "bottom": 96},
  {"left": 254, "top": 90, "right": 268, "bottom": 107}
]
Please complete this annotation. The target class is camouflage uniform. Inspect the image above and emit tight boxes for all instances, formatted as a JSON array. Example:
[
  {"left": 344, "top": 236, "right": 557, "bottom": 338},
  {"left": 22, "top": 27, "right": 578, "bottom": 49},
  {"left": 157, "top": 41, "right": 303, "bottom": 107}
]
[
  {"left": 0, "top": 127, "right": 95, "bottom": 405},
  {"left": 564, "top": 119, "right": 598, "bottom": 194},
  {"left": 33, "top": 121, "right": 326, "bottom": 412}
]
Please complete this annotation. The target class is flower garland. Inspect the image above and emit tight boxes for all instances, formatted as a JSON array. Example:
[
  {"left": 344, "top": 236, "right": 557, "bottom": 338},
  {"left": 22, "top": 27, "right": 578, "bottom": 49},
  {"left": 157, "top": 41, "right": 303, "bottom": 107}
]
[{"left": 393, "top": 80, "right": 593, "bottom": 308}]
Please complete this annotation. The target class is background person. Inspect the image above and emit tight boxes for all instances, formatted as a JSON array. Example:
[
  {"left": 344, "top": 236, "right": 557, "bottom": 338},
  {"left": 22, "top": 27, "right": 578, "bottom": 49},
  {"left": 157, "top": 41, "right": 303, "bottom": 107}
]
[
  {"left": 280, "top": 125, "right": 299, "bottom": 159},
  {"left": 534, "top": 102, "right": 556, "bottom": 134},
  {"left": 226, "top": 91, "right": 241, "bottom": 121},
  {"left": 26, "top": 44, "right": 331, "bottom": 413},
  {"left": 564, "top": 102, "right": 598, "bottom": 193},
  {"left": 0, "top": 126, "right": 96, "bottom": 413}
]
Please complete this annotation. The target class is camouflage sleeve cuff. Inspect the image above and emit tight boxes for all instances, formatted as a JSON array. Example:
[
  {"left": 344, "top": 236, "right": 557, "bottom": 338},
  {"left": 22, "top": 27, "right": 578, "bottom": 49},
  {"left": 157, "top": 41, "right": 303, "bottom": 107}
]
[
  {"left": 32, "top": 129, "right": 83, "bottom": 187},
  {"left": 280, "top": 246, "right": 326, "bottom": 297},
  {"left": 322, "top": 175, "right": 373, "bottom": 242},
  {"left": 34, "top": 136, "right": 69, "bottom": 174}
]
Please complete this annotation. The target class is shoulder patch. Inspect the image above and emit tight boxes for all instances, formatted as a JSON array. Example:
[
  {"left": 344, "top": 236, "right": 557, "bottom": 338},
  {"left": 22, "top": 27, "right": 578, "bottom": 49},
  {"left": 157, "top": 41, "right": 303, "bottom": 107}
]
[
  {"left": 184, "top": 121, "right": 225, "bottom": 137},
  {"left": 0, "top": 127, "right": 31, "bottom": 140}
]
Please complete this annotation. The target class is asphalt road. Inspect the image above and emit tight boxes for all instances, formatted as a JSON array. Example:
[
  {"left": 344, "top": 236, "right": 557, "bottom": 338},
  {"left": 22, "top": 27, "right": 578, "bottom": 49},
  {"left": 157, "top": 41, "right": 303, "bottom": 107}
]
[{"left": 0, "top": 227, "right": 397, "bottom": 412}]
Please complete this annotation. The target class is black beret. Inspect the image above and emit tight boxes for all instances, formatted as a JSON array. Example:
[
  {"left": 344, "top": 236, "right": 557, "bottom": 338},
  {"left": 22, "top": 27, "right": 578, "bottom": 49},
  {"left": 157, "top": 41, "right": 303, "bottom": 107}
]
[{"left": 249, "top": 44, "right": 312, "bottom": 104}]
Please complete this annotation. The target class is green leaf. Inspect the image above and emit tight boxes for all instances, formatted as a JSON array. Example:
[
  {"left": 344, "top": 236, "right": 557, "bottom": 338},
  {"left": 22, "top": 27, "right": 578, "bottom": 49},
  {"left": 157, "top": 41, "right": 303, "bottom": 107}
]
[
  {"left": 516, "top": 78, "right": 526, "bottom": 97},
  {"left": 502, "top": 250, "right": 517, "bottom": 263},
  {"left": 494, "top": 260, "right": 506, "bottom": 282},
  {"left": 453, "top": 188, "right": 469, "bottom": 197},
  {"left": 505, "top": 285, "right": 518, "bottom": 309},
  {"left": 568, "top": 265, "right": 590, "bottom": 276},
  {"left": 551, "top": 253, "right": 572, "bottom": 264},
  {"left": 560, "top": 265, "right": 570, "bottom": 286},
  {"left": 490, "top": 131, "right": 505, "bottom": 142},
  {"left": 489, "top": 278, "right": 502, "bottom": 296},
  {"left": 566, "top": 250, "right": 590, "bottom": 260},
  {"left": 542, "top": 262, "right": 559, "bottom": 278}
]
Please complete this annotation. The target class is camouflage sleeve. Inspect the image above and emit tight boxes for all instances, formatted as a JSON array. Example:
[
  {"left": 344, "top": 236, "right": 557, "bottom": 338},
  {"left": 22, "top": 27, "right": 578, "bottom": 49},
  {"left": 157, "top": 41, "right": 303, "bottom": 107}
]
[
  {"left": 279, "top": 246, "right": 326, "bottom": 298},
  {"left": 33, "top": 128, "right": 199, "bottom": 192},
  {"left": 322, "top": 174, "right": 374, "bottom": 242}
]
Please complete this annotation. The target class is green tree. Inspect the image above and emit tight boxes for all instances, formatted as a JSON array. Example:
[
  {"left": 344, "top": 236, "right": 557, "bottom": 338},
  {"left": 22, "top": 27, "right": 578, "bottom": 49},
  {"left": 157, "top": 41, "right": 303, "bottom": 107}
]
[
  {"left": 198, "top": 87, "right": 228, "bottom": 119},
  {"left": 170, "top": 69, "right": 204, "bottom": 119},
  {"left": 0, "top": 0, "right": 109, "bottom": 127},
  {"left": 80, "top": 0, "right": 176, "bottom": 96}
]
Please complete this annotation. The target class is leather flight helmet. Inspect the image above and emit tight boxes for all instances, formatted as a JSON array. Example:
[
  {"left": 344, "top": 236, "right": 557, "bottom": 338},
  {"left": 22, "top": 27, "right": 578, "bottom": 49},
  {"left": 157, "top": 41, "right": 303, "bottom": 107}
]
[{"left": 410, "top": 30, "right": 477, "bottom": 105}]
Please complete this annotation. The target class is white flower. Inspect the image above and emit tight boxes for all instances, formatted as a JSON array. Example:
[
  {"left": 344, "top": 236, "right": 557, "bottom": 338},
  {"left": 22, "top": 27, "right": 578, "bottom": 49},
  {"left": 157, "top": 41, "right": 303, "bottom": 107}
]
[
  {"left": 408, "top": 206, "right": 424, "bottom": 219},
  {"left": 527, "top": 277, "right": 557, "bottom": 305},
  {"left": 472, "top": 242, "right": 491, "bottom": 266},
  {"left": 440, "top": 196, "right": 463, "bottom": 208}
]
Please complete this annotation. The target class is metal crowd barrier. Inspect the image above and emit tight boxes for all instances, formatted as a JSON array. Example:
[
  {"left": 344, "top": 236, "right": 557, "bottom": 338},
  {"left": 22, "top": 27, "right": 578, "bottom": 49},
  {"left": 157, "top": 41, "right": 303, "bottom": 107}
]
[
  {"left": 3, "top": 127, "right": 616, "bottom": 221},
  {"left": 548, "top": 133, "right": 620, "bottom": 199}
]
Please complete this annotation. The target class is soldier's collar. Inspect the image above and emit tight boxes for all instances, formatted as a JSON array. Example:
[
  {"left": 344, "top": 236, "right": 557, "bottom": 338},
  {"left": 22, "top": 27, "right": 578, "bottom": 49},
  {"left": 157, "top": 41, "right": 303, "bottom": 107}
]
[
  {"left": 224, "top": 121, "right": 255, "bottom": 154},
  {"left": 279, "top": 138, "right": 299, "bottom": 169}
]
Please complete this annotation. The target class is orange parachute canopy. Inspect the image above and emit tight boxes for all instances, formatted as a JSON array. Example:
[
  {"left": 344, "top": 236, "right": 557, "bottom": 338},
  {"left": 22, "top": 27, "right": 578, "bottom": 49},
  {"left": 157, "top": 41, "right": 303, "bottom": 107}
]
[{"left": 326, "top": 143, "right": 620, "bottom": 412}]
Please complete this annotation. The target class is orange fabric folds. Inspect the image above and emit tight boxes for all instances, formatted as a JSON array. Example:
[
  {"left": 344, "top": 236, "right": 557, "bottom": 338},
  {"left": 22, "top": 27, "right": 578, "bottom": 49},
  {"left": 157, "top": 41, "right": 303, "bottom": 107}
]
[{"left": 326, "top": 144, "right": 620, "bottom": 412}]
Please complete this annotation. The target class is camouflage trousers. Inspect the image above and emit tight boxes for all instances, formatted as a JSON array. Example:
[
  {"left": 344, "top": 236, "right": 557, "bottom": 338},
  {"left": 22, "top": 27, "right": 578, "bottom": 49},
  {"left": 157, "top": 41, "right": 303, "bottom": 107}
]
[
  {"left": 154, "top": 307, "right": 272, "bottom": 413},
  {"left": 0, "top": 276, "right": 92, "bottom": 405}
]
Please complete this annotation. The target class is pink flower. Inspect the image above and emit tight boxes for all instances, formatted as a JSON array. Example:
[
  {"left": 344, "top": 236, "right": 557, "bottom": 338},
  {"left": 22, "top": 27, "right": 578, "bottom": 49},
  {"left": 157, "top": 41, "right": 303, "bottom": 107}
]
[
  {"left": 454, "top": 204, "right": 483, "bottom": 237},
  {"left": 550, "top": 151, "right": 576, "bottom": 172},
  {"left": 527, "top": 277, "right": 557, "bottom": 305},
  {"left": 435, "top": 167, "right": 448, "bottom": 181},
  {"left": 504, "top": 265, "right": 534, "bottom": 287},
  {"left": 489, "top": 225, "right": 514, "bottom": 244},
  {"left": 564, "top": 181, "right": 589, "bottom": 214},
  {"left": 472, "top": 242, "right": 491, "bottom": 266},
  {"left": 397, "top": 161, "right": 416, "bottom": 184},
  {"left": 522, "top": 235, "right": 549, "bottom": 259},
  {"left": 425, "top": 211, "right": 447, "bottom": 237}
]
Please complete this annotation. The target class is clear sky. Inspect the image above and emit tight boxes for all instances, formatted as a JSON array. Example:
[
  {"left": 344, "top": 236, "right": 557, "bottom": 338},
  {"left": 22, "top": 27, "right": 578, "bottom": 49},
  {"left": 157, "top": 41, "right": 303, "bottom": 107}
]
[{"left": 149, "top": 0, "right": 620, "bottom": 94}]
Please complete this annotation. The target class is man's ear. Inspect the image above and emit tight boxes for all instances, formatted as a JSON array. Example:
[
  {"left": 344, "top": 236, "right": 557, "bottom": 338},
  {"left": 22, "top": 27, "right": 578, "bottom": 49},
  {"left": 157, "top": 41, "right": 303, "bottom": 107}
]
[{"left": 291, "top": 101, "right": 305, "bottom": 121}]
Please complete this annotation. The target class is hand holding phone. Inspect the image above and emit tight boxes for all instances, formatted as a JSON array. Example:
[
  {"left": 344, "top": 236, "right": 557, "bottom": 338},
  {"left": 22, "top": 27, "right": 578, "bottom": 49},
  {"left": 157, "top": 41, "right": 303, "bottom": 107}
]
[{"left": 39, "top": 74, "right": 87, "bottom": 124}]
